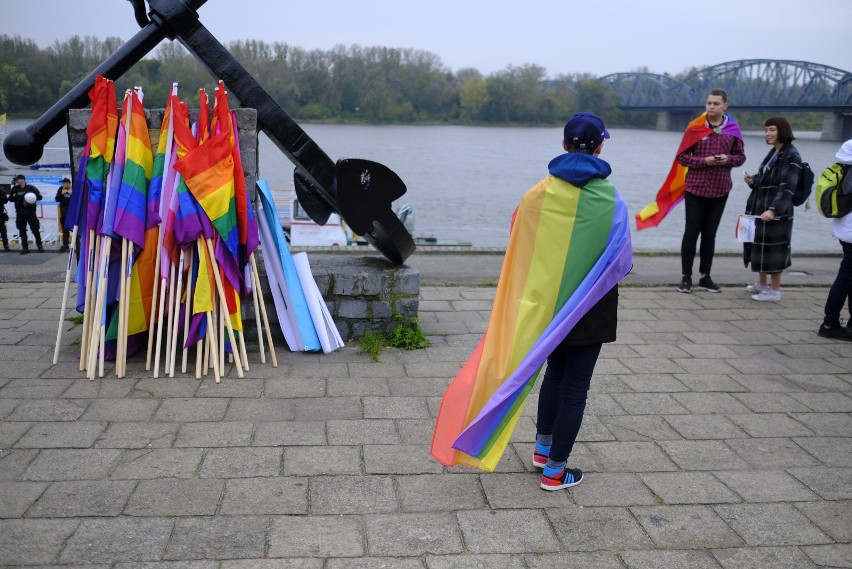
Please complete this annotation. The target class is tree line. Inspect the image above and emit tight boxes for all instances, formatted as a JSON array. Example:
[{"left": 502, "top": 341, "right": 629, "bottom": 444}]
[{"left": 0, "top": 34, "right": 822, "bottom": 130}]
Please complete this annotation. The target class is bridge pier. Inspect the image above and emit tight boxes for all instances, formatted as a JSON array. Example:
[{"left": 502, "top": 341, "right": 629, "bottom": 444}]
[
  {"left": 656, "top": 111, "right": 696, "bottom": 132},
  {"left": 821, "top": 112, "right": 852, "bottom": 141}
]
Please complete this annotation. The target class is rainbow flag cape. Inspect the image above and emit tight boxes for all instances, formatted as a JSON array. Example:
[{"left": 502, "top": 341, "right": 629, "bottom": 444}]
[
  {"left": 431, "top": 162, "right": 633, "bottom": 472},
  {"left": 635, "top": 113, "right": 742, "bottom": 230}
]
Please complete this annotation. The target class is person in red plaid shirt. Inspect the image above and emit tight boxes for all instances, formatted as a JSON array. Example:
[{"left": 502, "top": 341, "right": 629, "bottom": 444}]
[{"left": 676, "top": 89, "right": 746, "bottom": 293}]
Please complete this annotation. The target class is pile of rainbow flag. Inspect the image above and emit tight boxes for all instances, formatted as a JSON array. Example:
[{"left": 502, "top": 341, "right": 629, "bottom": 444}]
[{"left": 55, "top": 75, "right": 284, "bottom": 381}]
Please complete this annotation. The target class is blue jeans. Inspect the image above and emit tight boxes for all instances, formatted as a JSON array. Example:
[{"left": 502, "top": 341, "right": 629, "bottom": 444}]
[
  {"left": 824, "top": 240, "right": 852, "bottom": 325},
  {"left": 535, "top": 343, "right": 602, "bottom": 462},
  {"left": 681, "top": 192, "right": 728, "bottom": 277}
]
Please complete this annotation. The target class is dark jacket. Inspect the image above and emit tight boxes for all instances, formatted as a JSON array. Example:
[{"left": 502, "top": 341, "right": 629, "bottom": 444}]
[
  {"left": 547, "top": 152, "right": 620, "bottom": 346},
  {"left": 746, "top": 143, "right": 802, "bottom": 219},
  {"left": 55, "top": 187, "right": 72, "bottom": 218},
  {"left": 9, "top": 184, "right": 42, "bottom": 217}
]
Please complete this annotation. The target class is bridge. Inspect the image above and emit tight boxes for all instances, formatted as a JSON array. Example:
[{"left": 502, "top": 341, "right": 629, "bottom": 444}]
[{"left": 598, "top": 60, "right": 852, "bottom": 140}]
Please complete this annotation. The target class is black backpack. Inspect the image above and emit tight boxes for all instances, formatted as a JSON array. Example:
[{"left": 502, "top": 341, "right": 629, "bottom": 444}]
[{"left": 793, "top": 162, "right": 814, "bottom": 206}]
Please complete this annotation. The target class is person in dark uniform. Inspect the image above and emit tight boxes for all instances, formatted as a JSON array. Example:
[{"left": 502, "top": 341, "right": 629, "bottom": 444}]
[
  {"left": 55, "top": 177, "right": 73, "bottom": 252},
  {"left": 0, "top": 184, "right": 10, "bottom": 252},
  {"left": 9, "top": 174, "right": 44, "bottom": 254}
]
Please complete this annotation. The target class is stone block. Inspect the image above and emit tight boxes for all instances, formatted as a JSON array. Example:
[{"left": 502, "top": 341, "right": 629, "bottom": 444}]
[
  {"left": 269, "top": 515, "right": 364, "bottom": 557},
  {"left": 125, "top": 478, "right": 224, "bottom": 516},
  {"left": 29, "top": 480, "right": 135, "bottom": 517},
  {"left": 220, "top": 477, "right": 308, "bottom": 515},
  {"left": 365, "top": 512, "right": 464, "bottom": 556},
  {"left": 310, "top": 475, "right": 397, "bottom": 514},
  {"left": 61, "top": 517, "right": 173, "bottom": 563},
  {"left": 167, "top": 516, "right": 268, "bottom": 560},
  {"left": 457, "top": 509, "right": 560, "bottom": 554}
]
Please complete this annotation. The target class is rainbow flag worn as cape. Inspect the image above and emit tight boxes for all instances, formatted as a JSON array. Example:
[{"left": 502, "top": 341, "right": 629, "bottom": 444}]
[
  {"left": 635, "top": 113, "right": 742, "bottom": 230},
  {"left": 431, "top": 153, "right": 633, "bottom": 471}
]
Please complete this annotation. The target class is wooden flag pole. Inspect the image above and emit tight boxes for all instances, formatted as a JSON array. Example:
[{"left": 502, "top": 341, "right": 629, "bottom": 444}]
[
  {"left": 151, "top": 276, "right": 168, "bottom": 378},
  {"left": 79, "top": 230, "right": 99, "bottom": 371},
  {"left": 117, "top": 238, "right": 129, "bottom": 378},
  {"left": 206, "top": 310, "right": 221, "bottom": 383},
  {"left": 145, "top": 232, "right": 163, "bottom": 370},
  {"left": 249, "top": 253, "right": 265, "bottom": 365},
  {"left": 87, "top": 235, "right": 112, "bottom": 380},
  {"left": 204, "top": 238, "right": 244, "bottom": 378},
  {"left": 53, "top": 225, "right": 79, "bottom": 365},
  {"left": 250, "top": 253, "right": 277, "bottom": 367},
  {"left": 163, "top": 263, "right": 177, "bottom": 376},
  {"left": 168, "top": 251, "right": 185, "bottom": 377}
]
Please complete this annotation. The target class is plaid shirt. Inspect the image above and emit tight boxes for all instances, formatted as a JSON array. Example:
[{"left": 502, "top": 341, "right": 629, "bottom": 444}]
[{"left": 677, "top": 117, "right": 746, "bottom": 198}]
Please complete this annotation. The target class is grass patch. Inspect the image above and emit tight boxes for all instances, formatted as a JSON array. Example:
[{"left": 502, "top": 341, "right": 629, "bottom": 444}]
[
  {"left": 358, "top": 311, "right": 431, "bottom": 362},
  {"left": 65, "top": 314, "right": 84, "bottom": 325}
]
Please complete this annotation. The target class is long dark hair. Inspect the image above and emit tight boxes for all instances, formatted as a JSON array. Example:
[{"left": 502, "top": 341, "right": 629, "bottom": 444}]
[{"left": 764, "top": 116, "right": 796, "bottom": 144}]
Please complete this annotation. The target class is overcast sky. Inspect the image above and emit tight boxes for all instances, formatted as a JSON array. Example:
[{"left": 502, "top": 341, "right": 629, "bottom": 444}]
[{"left": 3, "top": 0, "right": 851, "bottom": 77}]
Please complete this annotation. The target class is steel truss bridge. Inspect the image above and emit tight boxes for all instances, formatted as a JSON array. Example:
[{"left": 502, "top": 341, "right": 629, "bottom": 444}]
[{"left": 598, "top": 59, "right": 852, "bottom": 111}]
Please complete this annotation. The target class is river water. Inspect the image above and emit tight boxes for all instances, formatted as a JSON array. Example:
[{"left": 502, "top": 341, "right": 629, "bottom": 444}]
[{"left": 3, "top": 119, "right": 845, "bottom": 252}]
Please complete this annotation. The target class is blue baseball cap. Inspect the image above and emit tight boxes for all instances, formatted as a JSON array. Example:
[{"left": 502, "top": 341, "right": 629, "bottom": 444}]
[{"left": 563, "top": 112, "right": 610, "bottom": 150}]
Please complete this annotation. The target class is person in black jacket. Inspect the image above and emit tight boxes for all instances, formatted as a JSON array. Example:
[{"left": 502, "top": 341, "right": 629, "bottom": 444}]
[
  {"left": 54, "top": 178, "right": 72, "bottom": 252},
  {"left": 9, "top": 174, "right": 44, "bottom": 254},
  {"left": 534, "top": 113, "right": 625, "bottom": 491},
  {"left": 0, "top": 185, "right": 10, "bottom": 252}
]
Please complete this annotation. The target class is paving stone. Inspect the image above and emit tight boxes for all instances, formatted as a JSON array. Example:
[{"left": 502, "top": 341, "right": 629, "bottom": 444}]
[
  {"left": 61, "top": 517, "right": 173, "bottom": 563},
  {"left": 663, "top": 414, "right": 748, "bottom": 440},
  {"left": 153, "top": 398, "right": 229, "bottom": 422},
  {"left": 131, "top": 378, "right": 199, "bottom": 398},
  {"left": 789, "top": 392, "right": 852, "bottom": 412},
  {"left": 81, "top": 399, "right": 160, "bottom": 422},
  {"left": 801, "top": 543, "right": 852, "bottom": 568},
  {"left": 0, "top": 421, "right": 32, "bottom": 448},
  {"left": 731, "top": 392, "right": 812, "bottom": 413},
  {"left": 328, "top": 559, "right": 425, "bottom": 569},
  {"left": 715, "top": 470, "right": 818, "bottom": 502},
  {"left": 657, "top": 440, "right": 750, "bottom": 471},
  {"left": 174, "top": 421, "right": 254, "bottom": 447},
  {"left": 0, "top": 480, "right": 47, "bottom": 517},
  {"left": 28, "top": 480, "right": 135, "bottom": 517},
  {"left": 291, "top": 397, "right": 362, "bottom": 421},
  {"left": 569, "top": 473, "right": 658, "bottom": 507},
  {"left": 711, "top": 545, "right": 820, "bottom": 569},
  {"left": 793, "top": 436, "right": 852, "bottom": 466},
  {"left": 252, "top": 421, "right": 327, "bottom": 446},
  {"left": 364, "top": 396, "right": 430, "bottom": 419},
  {"left": 674, "top": 374, "right": 748, "bottom": 392},
  {"left": 220, "top": 477, "right": 308, "bottom": 515},
  {"left": 457, "top": 509, "right": 560, "bottom": 554},
  {"left": 0, "top": 381, "right": 71, "bottom": 399},
  {"left": 789, "top": 412, "right": 852, "bottom": 437},
  {"left": 115, "top": 562, "right": 218, "bottom": 569},
  {"left": 364, "top": 444, "right": 443, "bottom": 474},
  {"left": 24, "top": 449, "right": 121, "bottom": 481},
  {"left": 327, "top": 419, "right": 399, "bottom": 445},
  {"left": 631, "top": 505, "right": 744, "bottom": 549},
  {"left": 427, "top": 553, "right": 526, "bottom": 569},
  {"left": 283, "top": 446, "right": 362, "bottom": 476},
  {"left": 309, "top": 474, "right": 396, "bottom": 514},
  {"left": 365, "top": 512, "right": 463, "bottom": 556},
  {"left": 641, "top": 472, "right": 740, "bottom": 505},
  {"left": 0, "top": 519, "right": 78, "bottom": 564},
  {"left": 789, "top": 466, "right": 852, "bottom": 500},
  {"left": 713, "top": 503, "right": 833, "bottom": 546},
  {"left": 617, "top": 374, "right": 689, "bottom": 393},
  {"left": 7, "top": 399, "right": 87, "bottom": 422},
  {"left": 618, "top": 549, "right": 723, "bottom": 569},
  {"left": 587, "top": 441, "right": 678, "bottom": 472},
  {"left": 223, "top": 399, "right": 296, "bottom": 422},
  {"left": 601, "top": 415, "right": 683, "bottom": 441},
  {"left": 263, "top": 377, "right": 326, "bottom": 399},
  {"left": 196, "top": 377, "right": 265, "bottom": 398},
  {"left": 524, "top": 552, "right": 624, "bottom": 569},
  {"left": 94, "top": 422, "right": 178, "bottom": 449},
  {"left": 221, "top": 560, "right": 322, "bottom": 569},
  {"left": 725, "top": 413, "right": 815, "bottom": 438},
  {"left": 671, "top": 393, "right": 751, "bottom": 414},
  {"left": 110, "top": 449, "right": 203, "bottom": 480},
  {"left": 200, "top": 447, "right": 283, "bottom": 478},
  {"left": 124, "top": 479, "right": 224, "bottom": 516},
  {"left": 15, "top": 421, "right": 105, "bottom": 448},
  {"left": 61, "top": 377, "right": 134, "bottom": 399},
  {"left": 479, "top": 473, "right": 571, "bottom": 508},
  {"left": 396, "top": 419, "right": 437, "bottom": 444},
  {"left": 796, "top": 500, "right": 852, "bottom": 542},
  {"left": 0, "top": 449, "right": 38, "bottom": 481},
  {"left": 268, "top": 515, "right": 364, "bottom": 557},
  {"left": 326, "top": 377, "right": 390, "bottom": 397},
  {"left": 547, "top": 506, "right": 653, "bottom": 551},
  {"left": 725, "top": 437, "right": 820, "bottom": 469},
  {"left": 397, "top": 474, "right": 486, "bottom": 512},
  {"left": 166, "top": 516, "right": 268, "bottom": 560}
]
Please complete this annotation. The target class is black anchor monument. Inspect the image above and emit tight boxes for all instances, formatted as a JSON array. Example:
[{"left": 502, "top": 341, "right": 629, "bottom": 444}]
[{"left": 2, "top": 0, "right": 416, "bottom": 266}]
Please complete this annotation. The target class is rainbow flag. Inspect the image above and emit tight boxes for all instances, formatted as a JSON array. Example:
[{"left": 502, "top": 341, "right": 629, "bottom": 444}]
[
  {"left": 635, "top": 113, "right": 742, "bottom": 230},
  {"left": 113, "top": 88, "right": 153, "bottom": 249},
  {"left": 431, "top": 167, "right": 633, "bottom": 472}
]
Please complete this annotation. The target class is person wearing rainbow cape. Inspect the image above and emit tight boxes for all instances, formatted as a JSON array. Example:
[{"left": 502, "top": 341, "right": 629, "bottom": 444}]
[
  {"left": 635, "top": 89, "right": 745, "bottom": 294},
  {"left": 431, "top": 113, "right": 633, "bottom": 490}
]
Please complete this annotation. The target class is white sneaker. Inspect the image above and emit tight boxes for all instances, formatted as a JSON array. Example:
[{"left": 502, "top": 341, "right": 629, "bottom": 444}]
[
  {"left": 752, "top": 290, "right": 781, "bottom": 302},
  {"left": 746, "top": 282, "right": 770, "bottom": 293}
]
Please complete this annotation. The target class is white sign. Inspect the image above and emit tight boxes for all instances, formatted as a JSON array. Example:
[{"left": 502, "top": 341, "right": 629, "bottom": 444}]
[{"left": 736, "top": 215, "right": 758, "bottom": 243}]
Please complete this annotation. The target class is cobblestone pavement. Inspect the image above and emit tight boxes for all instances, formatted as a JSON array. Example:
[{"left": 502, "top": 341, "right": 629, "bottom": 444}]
[{"left": 0, "top": 282, "right": 850, "bottom": 568}]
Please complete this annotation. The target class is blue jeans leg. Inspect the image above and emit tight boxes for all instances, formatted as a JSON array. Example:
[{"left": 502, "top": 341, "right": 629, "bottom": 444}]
[{"left": 535, "top": 343, "right": 602, "bottom": 462}]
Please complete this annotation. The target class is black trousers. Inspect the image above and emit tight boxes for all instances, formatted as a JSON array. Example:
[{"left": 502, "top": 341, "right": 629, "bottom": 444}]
[
  {"left": 16, "top": 212, "right": 42, "bottom": 249},
  {"left": 824, "top": 240, "right": 852, "bottom": 325},
  {"left": 1, "top": 221, "right": 8, "bottom": 248},
  {"left": 681, "top": 192, "right": 728, "bottom": 277}
]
